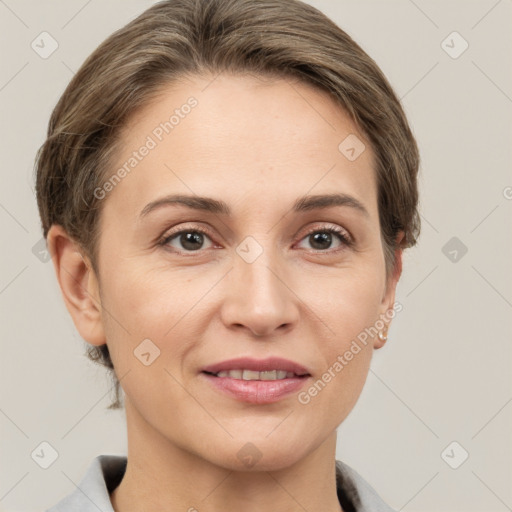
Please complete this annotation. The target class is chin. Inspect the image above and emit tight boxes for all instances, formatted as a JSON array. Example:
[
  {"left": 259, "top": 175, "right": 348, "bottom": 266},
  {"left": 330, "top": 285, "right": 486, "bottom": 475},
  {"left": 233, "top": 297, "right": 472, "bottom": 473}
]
[{"left": 207, "top": 438, "right": 309, "bottom": 473}]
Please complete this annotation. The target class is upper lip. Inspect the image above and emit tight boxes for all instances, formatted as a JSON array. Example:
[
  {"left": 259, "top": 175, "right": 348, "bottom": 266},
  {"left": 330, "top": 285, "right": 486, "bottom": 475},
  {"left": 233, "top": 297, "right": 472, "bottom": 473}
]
[{"left": 202, "top": 357, "right": 310, "bottom": 376}]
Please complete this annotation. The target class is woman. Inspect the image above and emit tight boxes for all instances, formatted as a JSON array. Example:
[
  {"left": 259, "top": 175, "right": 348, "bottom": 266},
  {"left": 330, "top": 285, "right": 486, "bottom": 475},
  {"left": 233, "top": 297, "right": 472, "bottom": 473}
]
[{"left": 36, "top": 0, "right": 420, "bottom": 510}]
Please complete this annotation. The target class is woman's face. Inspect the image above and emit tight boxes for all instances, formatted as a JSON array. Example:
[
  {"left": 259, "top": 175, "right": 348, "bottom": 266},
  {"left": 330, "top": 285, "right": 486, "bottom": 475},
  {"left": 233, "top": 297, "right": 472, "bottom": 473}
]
[{"left": 86, "top": 73, "right": 401, "bottom": 469}]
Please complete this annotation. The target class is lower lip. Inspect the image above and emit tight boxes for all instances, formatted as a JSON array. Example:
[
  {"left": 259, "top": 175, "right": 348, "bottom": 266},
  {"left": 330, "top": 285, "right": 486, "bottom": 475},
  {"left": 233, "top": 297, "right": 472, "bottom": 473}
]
[{"left": 201, "top": 372, "right": 310, "bottom": 404}]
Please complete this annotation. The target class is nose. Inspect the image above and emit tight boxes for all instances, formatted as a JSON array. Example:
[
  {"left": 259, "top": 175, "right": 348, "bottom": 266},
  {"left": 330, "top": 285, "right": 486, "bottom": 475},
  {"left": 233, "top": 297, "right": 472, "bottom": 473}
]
[{"left": 219, "top": 241, "right": 299, "bottom": 338}]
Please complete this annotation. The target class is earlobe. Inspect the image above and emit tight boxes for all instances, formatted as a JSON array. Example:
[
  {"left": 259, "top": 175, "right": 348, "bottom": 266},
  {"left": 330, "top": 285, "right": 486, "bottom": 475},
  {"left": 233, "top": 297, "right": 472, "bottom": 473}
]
[{"left": 47, "top": 225, "right": 106, "bottom": 347}]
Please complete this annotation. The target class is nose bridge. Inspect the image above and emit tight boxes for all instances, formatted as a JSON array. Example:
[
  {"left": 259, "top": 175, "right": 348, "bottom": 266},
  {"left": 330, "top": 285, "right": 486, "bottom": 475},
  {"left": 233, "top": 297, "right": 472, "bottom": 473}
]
[
  {"left": 239, "top": 238, "right": 281, "bottom": 300},
  {"left": 221, "top": 235, "right": 298, "bottom": 336}
]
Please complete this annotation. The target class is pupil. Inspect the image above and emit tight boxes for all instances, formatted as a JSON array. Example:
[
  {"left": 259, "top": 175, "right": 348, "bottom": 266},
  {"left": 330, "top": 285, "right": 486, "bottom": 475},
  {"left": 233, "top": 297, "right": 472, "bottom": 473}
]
[
  {"left": 181, "top": 232, "right": 203, "bottom": 251},
  {"left": 310, "top": 232, "right": 331, "bottom": 250}
]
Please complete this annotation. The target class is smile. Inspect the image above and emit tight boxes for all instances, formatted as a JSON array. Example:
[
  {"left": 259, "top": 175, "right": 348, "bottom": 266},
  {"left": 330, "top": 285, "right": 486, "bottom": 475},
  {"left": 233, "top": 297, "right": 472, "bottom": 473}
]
[{"left": 206, "top": 369, "right": 304, "bottom": 380}]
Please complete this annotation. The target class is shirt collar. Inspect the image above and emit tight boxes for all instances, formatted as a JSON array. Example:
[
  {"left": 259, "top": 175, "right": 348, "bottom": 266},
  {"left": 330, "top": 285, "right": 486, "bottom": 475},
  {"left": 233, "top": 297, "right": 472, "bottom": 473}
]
[{"left": 46, "top": 455, "right": 395, "bottom": 512}]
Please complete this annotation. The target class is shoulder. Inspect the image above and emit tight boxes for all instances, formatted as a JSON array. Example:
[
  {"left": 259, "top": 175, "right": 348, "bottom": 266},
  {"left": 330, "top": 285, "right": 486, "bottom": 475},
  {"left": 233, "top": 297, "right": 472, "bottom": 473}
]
[
  {"left": 336, "top": 459, "right": 397, "bottom": 512},
  {"left": 45, "top": 454, "right": 127, "bottom": 512}
]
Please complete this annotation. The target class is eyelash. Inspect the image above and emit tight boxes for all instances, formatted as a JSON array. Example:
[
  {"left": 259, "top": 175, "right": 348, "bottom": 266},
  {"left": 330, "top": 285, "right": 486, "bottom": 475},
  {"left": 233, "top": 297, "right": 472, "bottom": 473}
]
[{"left": 157, "top": 224, "right": 354, "bottom": 255}]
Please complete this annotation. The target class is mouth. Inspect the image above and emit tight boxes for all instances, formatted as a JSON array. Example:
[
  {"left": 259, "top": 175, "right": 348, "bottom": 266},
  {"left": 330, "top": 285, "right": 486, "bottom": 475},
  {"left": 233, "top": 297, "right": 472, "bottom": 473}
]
[
  {"left": 202, "top": 369, "right": 310, "bottom": 380},
  {"left": 200, "top": 357, "right": 311, "bottom": 404}
]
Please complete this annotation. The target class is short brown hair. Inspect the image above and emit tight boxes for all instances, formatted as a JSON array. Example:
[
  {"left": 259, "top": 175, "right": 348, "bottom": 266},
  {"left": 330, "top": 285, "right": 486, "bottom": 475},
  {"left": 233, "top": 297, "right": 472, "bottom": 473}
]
[{"left": 35, "top": 0, "right": 421, "bottom": 410}]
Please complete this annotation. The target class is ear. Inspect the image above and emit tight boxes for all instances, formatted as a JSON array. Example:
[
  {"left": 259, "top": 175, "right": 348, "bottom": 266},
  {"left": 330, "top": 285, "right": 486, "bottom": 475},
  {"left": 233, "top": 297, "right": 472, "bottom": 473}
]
[
  {"left": 46, "top": 224, "right": 106, "bottom": 346},
  {"left": 374, "top": 231, "right": 404, "bottom": 349}
]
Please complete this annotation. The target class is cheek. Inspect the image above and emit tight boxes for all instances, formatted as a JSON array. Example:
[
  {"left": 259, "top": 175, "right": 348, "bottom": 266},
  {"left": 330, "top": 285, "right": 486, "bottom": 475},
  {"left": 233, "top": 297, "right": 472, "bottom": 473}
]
[
  {"left": 98, "top": 260, "right": 214, "bottom": 373},
  {"left": 307, "top": 268, "right": 383, "bottom": 394},
  {"left": 312, "top": 267, "right": 385, "bottom": 339},
  {"left": 97, "top": 263, "right": 171, "bottom": 362},
  {"left": 102, "top": 262, "right": 183, "bottom": 329},
  {"left": 97, "top": 267, "right": 193, "bottom": 408}
]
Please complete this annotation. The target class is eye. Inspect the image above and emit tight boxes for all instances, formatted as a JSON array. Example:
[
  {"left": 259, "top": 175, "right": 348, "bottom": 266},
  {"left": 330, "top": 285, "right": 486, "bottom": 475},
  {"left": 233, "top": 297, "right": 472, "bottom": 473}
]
[
  {"left": 159, "top": 226, "right": 215, "bottom": 253},
  {"left": 296, "top": 225, "right": 352, "bottom": 252},
  {"left": 158, "top": 224, "right": 353, "bottom": 255}
]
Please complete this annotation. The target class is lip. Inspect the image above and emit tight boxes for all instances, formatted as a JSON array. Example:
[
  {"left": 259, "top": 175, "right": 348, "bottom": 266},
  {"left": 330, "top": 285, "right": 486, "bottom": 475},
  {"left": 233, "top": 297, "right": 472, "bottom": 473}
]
[
  {"left": 201, "top": 356, "right": 310, "bottom": 376},
  {"left": 200, "top": 357, "right": 311, "bottom": 404},
  {"left": 200, "top": 372, "right": 310, "bottom": 404}
]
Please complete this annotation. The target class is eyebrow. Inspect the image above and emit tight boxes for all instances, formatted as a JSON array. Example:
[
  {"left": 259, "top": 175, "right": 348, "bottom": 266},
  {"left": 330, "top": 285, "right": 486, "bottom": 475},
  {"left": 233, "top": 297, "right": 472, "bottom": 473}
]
[{"left": 139, "top": 193, "right": 370, "bottom": 219}]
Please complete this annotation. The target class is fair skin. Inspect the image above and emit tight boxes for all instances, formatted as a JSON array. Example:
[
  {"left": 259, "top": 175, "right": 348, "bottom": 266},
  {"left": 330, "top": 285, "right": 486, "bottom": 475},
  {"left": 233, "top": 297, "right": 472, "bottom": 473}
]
[{"left": 48, "top": 72, "right": 403, "bottom": 512}]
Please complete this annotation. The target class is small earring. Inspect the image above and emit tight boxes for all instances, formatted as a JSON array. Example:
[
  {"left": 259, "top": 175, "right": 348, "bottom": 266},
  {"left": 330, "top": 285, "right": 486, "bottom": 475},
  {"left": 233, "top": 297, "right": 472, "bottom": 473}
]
[{"left": 378, "top": 329, "right": 388, "bottom": 342}]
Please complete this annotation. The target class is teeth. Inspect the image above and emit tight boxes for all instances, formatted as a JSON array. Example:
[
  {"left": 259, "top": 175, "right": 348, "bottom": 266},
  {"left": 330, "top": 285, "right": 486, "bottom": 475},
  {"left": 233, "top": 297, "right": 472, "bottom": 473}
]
[
  {"left": 220, "top": 369, "right": 243, "bottom": 379},
  {"left": 215, "top": 369, "right": 299, "bottom": 380},
  {"left": 242, "top": 370, "right": 261, "bottom": 380}
]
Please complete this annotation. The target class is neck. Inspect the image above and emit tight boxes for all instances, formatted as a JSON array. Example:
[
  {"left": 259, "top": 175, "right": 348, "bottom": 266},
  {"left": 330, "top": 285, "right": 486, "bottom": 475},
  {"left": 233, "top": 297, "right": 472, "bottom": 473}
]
[{"left": 110, "top": 398, "right": 343, "bottom": 512}]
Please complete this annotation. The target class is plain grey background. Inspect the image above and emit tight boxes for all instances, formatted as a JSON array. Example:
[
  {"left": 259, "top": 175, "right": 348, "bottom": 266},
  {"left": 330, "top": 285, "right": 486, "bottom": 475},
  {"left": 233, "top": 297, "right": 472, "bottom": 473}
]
[{"left": 0, "top": 1, "right": 511, "bottom": 511}]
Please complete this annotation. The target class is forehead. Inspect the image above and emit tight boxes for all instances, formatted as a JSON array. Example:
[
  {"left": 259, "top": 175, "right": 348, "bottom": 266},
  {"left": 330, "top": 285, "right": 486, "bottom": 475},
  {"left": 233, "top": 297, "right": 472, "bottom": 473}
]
[{"left": 104, "top": 72, "right": 378, "bottom": 221}]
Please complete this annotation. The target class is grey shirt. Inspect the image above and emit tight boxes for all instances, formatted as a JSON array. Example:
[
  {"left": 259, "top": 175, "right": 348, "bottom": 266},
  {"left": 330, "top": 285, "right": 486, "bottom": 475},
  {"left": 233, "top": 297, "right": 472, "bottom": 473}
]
[{"left": 46, "top": 455, "right": 396, "bottom": 512}]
